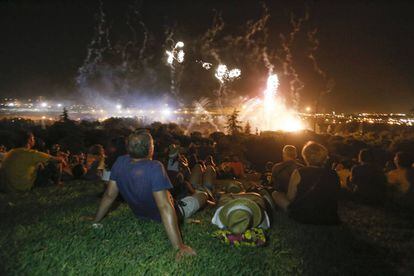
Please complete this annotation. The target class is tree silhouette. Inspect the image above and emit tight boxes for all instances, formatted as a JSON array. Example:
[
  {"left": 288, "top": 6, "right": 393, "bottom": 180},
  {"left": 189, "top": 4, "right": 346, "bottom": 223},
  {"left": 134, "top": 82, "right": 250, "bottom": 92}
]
[
  {"left": 60, "top": 108, "right": 70, "bottom": 122},
  {"left": 244, "top": 121, "right": 252, "bottom": 134},
  {"left": 226, "top": 109, "right": 243, "bottom": 135}
]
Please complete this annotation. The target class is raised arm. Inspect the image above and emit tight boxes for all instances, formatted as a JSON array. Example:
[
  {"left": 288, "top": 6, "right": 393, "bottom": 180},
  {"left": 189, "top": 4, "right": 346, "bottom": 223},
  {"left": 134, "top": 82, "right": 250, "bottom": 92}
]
[
  {"left": 94, "top": 180, "right": 119, "bottom": 222},
  {"left": 153, "top": 189, "right": 196, "bottom": 260}
]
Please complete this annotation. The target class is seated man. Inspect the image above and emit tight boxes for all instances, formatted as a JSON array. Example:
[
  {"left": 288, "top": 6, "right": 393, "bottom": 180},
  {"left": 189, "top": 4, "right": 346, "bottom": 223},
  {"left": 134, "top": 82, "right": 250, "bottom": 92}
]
[
  {"left": 0, "top": 131, "right": 64, "bottom": 192},
  {"left": 387, "top": 152, "right": 414, "bottom": 198},
  {"left": 273, "top": 141, "right": 340, "bottom": 225},
  {"left": 91, "top": 130, "right": 208, "bottom": 260},
  {"left": 271, "top": 145, "right": 303, "bottom": 193},
  {"left": 83, "top": 144, "right": 106, "bottom": 181},
  {"left": 349, "top": 149, "right": 386, "bottom": 204},
  {"left": 228, "top": 155, "right": 246, "bottom": 179}
]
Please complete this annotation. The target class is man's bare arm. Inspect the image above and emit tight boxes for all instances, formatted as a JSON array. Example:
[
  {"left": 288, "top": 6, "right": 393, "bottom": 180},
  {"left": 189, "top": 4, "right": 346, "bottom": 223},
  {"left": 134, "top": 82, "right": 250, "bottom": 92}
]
[
  {"left": 153, "top": 190, "right": 196, "bottom": 260},
  {"left": 94, "top": 180, "right": 119, "bottom": 222},
  {"left": 153, "top": 190, "right": 183, "bottom": 249}
]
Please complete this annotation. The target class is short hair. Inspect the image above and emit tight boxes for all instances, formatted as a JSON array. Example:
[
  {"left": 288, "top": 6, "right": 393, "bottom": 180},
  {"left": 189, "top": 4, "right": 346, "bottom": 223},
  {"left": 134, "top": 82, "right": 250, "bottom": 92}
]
[
  {"left": 17, "top": 130, "right": 34, "bottom": 147},
  {"left": 359, "top": 149, "right": 373, "bottom": 163},
  {"left": 302, "top": 141, "right": 328, "bottom": 166},
  {"left": 88, "top": 144, "right": 104, "bottom": 156},
  {"left": 395, "top": 151, "right": 412, "bottom": 168},
  {"left": 127, "top": 129, "right": 153, "bottom": 159},
  {"left": 283, "top": 145, "right": 297, "bottom": 159},
  {"left": 265, "top": 161, "right": 274, "bottom": 171}
]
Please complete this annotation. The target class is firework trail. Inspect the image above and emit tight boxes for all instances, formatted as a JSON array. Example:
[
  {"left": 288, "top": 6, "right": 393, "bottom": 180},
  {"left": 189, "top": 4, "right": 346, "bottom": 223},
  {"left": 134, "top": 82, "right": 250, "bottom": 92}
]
[
  {"left": 76, "top": 0, "right": 111, "bottom": 88},
  {"left": 124, "top": 0, "right": 150, "bottom": 69},
  {"left": 279, "top": 10, "right": 309, "bottom": 109},
  {"left": 164, "top": 28, "right": 185, "bottom": 104},
  {"left": 199, "top": 11, "right": 224, "bottom": 64},
  {"left": 307, "top": 28, "right": 335, "bottom": 97}
]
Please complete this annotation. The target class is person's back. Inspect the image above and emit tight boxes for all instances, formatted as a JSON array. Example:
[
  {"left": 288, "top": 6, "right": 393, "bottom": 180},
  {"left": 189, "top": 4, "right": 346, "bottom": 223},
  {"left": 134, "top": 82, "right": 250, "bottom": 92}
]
[
  {"left": 272, "top": 160, "right": 302, "bottom": 193},
  {"left": 351, "top": 163, "right": 386, "bottom": 203},
  {"left": 1, "top": 148, "right": 50, "bottom": 192},
  {"left": 110, "top": 155, "right": 172, "bottom": 221},
  {"left": 272, "top": 145, "right": 302, "bottom": 193},
  {"left": 289, "top": 166, "right": 340, "bottom": 224}
]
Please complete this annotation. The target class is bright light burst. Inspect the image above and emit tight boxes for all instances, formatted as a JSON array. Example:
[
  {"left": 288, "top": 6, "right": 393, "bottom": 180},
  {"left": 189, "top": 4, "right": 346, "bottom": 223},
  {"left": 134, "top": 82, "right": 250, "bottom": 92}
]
[
  {"left": 177, "top": 50, "right": 185, "bottom": 63},
  {"left": 202, "top": 62, "right": 212, "bottom": 70},
  {"left": 166, "top": 51, "right": 174, "bottom": 64},
  {"left": 239, "top": 73, "right": 304, "bottom": 132},
  {"left": 214, "top": 64, "right": 241, "bottom": 83},
  {"left": 228, "top": 68, "right": 241, "bottom": 79},
  {"left": 166, "top": 41, "right": 185, "bottom": 65}
]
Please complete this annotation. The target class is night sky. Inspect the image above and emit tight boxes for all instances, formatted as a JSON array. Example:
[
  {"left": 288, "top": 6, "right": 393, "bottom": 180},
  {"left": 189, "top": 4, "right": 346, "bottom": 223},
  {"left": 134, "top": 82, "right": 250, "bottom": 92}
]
[{"left": 1, "top": 0, "right": 414, "bottom": 112}]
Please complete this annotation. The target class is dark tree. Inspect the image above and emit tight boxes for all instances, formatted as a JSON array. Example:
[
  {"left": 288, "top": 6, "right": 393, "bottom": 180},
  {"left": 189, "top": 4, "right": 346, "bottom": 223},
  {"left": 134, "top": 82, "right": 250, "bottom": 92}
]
[
  {"left": 60, "top": 108, "right": 70, "bottom": 122},
  {"left": 226, "top": 109, "right": 242, "bottom": 135},
  {"left": 244, "top": 121, "right": 252, "bottom": 134}
]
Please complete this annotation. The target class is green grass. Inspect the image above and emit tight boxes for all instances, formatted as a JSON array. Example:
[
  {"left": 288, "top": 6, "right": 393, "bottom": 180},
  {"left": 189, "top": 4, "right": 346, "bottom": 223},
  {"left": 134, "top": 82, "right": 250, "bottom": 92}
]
[{"left": 0, "top": 181, "right": 412, "bottom": 275}]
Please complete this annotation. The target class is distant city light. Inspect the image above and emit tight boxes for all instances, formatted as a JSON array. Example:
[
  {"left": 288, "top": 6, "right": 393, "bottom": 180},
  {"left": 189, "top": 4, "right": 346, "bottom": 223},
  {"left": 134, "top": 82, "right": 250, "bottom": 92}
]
[
  {"left": 40, "top": 102, "right": 47, "bottom": 108},
  {"left": 162, "top": 108, "right": 172, "bottom": 116}
]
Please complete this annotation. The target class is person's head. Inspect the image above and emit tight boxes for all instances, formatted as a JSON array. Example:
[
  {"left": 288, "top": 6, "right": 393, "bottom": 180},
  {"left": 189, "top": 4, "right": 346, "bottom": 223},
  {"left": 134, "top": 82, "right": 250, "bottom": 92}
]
[
  {"left": 108, "top": 137, "right": 127, "bottom": 154},
  {"left": 50, "top": 144, "right": 61, "bottom": 155},
  {"left": 301, "top": 141, "right": 328, "bottom": 167},
  {"left": 205, "top": 155, "right": 215, "bottom": 166},
  {"left": 282, "top": 145, "right": 297, "bottom": 161},
  {"left": 335, "top": 160, "right": 352, "bottom": 171},
  {"left": 18, "top": 131, "right": 35, "bottom": 149},
  {"left": 88, "top": 144, "right": 105, "bottom": 157},
  {"left": 265, "top": 161, "right": 273, "bottom": 171},
  {"left": 358, "top": 149, "right": 373, "bottom": 164},
  {"left": 72, "top": 164, "right": 86, "bottom": 179},
  {"left": 394, "top": 151, "right": 413, "bottom": 169},
  {"left": 127, "top": 129, "right": 154, "bottom": 159}
]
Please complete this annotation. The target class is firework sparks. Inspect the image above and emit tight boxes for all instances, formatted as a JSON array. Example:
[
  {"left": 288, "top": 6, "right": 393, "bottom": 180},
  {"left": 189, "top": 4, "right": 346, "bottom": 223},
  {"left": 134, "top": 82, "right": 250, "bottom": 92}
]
[
  {"left": 201, "top": 62, "right": 212, "bottom": 70},
  {"left": 177, "top": 50, "right": 185, "bottom": 63},
  {"left": 228, "top": 68, "right": 241, "bottom": 79},
  {"left": 214, "top": 64, "right": 241, "bottom": 83},
  {"left": 165, "top": 41, "right": 185, "bottom": 65},
  {"left": 239, "top": 72, "right": 304, "bottom": 132},
  {"left": 175, "top": 41, "right": 184, "bottom": 48}
]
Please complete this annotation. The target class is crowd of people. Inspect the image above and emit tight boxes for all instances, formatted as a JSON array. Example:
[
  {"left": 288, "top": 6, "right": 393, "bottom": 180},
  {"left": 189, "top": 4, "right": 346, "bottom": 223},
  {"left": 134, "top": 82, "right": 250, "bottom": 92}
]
[{"left": 0, "top": 127, "right": 413, "bottom": 260}]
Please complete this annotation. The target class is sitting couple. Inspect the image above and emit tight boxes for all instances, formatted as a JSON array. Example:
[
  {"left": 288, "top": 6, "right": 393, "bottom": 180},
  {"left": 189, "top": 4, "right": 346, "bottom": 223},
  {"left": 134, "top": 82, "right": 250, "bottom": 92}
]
[{"left": 272, "top": 142, "right": 341, "bottom": 225}]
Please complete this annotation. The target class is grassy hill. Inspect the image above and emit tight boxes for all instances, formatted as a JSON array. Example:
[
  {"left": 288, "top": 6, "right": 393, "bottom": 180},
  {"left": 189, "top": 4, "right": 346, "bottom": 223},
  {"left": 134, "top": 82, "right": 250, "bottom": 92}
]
[{"left": 1, "top": 181, "right": 413, "bottom": 275}]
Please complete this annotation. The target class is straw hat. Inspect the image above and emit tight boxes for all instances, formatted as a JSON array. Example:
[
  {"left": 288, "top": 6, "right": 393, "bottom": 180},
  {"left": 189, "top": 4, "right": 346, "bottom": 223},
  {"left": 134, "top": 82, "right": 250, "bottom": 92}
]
[{"left": 219, "top": 198, "right": 263, "bottom": 234}]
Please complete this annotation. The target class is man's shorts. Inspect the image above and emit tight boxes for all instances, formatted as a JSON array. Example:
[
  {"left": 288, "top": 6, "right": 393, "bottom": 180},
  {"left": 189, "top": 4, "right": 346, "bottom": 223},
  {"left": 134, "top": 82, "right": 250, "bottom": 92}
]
[{"left": 177, "top": 196, "right": 200, "bottom": 219}]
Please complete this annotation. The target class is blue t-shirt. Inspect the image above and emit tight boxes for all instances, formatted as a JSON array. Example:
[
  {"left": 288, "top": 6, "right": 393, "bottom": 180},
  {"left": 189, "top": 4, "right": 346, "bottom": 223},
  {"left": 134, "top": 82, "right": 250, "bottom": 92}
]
[{"left": 110, "top": 155, "right": 173, "bottom": 222}]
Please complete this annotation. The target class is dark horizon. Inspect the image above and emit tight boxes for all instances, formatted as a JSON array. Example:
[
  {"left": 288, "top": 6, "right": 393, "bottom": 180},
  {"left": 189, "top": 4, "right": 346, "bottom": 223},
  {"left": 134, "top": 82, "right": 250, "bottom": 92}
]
[{"left": 1, "top": 0, "right": 414, "bottom": 113}]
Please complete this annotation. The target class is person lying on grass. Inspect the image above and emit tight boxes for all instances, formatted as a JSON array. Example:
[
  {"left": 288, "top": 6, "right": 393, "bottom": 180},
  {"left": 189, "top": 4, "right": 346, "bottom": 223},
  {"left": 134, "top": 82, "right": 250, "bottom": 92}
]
[
  {"left": 88, "top": 130, "right": 209, "bottom": 261},
  {"left": 272, "top": 141, "right": 340, "bottom": 225}
]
